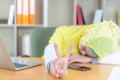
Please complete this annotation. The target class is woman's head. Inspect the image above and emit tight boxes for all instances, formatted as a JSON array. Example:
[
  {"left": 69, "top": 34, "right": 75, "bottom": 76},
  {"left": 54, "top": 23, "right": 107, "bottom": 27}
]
[{"left": 79, "top": 21, "right": 120, "bottom": 58}]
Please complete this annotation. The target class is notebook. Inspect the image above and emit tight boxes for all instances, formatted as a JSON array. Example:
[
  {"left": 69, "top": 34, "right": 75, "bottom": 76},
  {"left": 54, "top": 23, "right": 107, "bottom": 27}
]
[{"left": 0, "top": 38, "right": 42, "bottom": 70}]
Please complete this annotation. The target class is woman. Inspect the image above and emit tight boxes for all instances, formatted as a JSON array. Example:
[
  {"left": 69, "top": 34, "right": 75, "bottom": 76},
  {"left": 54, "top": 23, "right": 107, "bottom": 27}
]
[{"left": 44, "top": 21, "right": 120, "bottom": 78}]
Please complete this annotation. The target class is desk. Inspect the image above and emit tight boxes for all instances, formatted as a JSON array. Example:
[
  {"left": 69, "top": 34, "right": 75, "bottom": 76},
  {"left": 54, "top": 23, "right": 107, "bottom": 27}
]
[{"left": 0, "top": 58, "right": 119, "bottom": 80}]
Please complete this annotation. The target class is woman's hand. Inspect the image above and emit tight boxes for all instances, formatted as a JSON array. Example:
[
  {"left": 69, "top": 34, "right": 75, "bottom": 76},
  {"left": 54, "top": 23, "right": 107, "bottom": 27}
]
[
  {"left": 69, "top": 54, "right": 92, "bottom": 63},
  {"left": 78, "top": 44, "right": 97, "bottom": 57},
  {"left": 50, "top": 43, "right": 73, "bottom": 78}
]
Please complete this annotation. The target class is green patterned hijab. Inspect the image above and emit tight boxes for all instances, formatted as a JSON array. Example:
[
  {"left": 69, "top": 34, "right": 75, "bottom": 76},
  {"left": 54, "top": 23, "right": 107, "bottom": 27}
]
[{"left": 80, "top": 21, "right": 120, "bottom": 59}]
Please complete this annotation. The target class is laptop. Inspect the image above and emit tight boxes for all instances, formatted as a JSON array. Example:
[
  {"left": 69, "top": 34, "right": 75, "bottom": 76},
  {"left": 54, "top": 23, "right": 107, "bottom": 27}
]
[{"left": 0, "top": 38, "right": 42, "bottom": 70}]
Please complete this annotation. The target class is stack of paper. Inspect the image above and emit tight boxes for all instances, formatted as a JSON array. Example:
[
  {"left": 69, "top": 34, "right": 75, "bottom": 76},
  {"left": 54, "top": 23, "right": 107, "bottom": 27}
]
[{"left": 108, "top": 67, "right": 120, "bottom": 80}]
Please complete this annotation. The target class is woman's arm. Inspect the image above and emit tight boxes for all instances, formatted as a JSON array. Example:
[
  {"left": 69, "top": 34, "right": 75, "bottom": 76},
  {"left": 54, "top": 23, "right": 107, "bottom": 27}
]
[
  {"left": 44, "top": 27, "right": 63, "bottom": 72},
  {"left": 44, "top": 44, "right": 57, "bottom": 71}
]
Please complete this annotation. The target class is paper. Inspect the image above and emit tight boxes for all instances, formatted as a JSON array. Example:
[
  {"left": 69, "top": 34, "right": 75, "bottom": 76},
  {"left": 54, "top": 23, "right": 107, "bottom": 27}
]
[
  {"left": 8, "top": 4, "right": 15, "bottom": 25},
  {"left": 93, "top": 9, "right": 103, "bottom": 24},
  {"left": 99, "top": 49, "right": 120, "bottom": 64},
  {"left": 108, "top": 67, "right": 120, "bottom": 80}
]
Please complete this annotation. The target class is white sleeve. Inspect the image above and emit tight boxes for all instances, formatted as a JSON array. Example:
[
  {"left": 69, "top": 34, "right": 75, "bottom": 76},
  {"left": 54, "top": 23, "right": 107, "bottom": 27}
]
[
  {"left": 44, "top": 44, "right": 57, "bottom": 69},
  {"left": 98, "top": 49, "right": 120, "bottom": 64}
]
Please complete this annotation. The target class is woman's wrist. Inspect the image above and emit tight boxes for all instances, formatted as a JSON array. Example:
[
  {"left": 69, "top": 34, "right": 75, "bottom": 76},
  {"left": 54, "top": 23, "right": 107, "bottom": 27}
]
[
  {"left": 47, "top": 61, "right": 52, "bottom": 72},
  {"left": 91, "top": 57, "right": 99, "bottom": 64}
]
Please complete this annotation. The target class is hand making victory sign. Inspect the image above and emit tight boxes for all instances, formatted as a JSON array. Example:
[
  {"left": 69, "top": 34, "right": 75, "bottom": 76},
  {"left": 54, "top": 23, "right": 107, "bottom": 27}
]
[{"left": 49, "top": 43, "right": 74, "bottom": 78}]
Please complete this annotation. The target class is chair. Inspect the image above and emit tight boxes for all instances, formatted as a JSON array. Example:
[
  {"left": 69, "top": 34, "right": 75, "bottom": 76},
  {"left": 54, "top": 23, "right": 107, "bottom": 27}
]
[{"left": 30, "top": 27, "right": 56, "bottom": 57}]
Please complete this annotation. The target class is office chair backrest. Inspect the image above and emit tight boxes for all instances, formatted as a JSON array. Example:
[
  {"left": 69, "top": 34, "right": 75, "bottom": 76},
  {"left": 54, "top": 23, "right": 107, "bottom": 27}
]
[{"left": 30, "top": 27, "right": 56, "bottom": 57}]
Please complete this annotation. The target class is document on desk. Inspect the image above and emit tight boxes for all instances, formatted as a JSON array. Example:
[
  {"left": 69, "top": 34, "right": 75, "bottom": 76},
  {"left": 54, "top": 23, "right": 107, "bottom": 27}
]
[{"left": 108, "top": 67, "right": 120, "bottom": 80}]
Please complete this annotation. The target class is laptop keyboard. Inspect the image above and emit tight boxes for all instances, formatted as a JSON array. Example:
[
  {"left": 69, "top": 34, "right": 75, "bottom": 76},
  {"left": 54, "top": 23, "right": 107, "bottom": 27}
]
[{"left": 14, "top": 63, "right": 29, "bottom": 68}]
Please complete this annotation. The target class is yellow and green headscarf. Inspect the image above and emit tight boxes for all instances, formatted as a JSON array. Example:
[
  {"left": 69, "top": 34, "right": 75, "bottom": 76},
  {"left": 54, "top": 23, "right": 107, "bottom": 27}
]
[{"left": 80, "top": 21, "right": 120, "bottom": 59}]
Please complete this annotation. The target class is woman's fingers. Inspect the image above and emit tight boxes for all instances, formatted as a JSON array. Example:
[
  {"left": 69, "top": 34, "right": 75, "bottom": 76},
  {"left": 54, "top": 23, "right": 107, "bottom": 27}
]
[
  {"left": 50, "top": 63, "right": 57, "bottom": 77},
  {"left": 51, "top": 60, "right": 62, "bottom": 78},
  {"left": 65, "top": 44, "right": 74, "bottom": 59},
  {"left": 69, "top": 56, "right": 76, "bottom": 63},
  {"left": 78, "top": 44, "right": 86, "bottom": 50},
  {"left": 52, "top": 58, "right": 68, "bottom": 78},
  {"left": 54, "top": 43, "right": 74, "bottom": 59},
  {"left": 52, "top": 43, "right": 74, "bottom": 78},
  {"left": 58, "top": 69, "right": 68, "bottom": 78},
  {"left": 56, "top": 61, "right": 68, "bottom": 78},
  {"left": 69, "top": 59, "right": 77, "bottom": 63},
  {"left": 54, "top": 43, "right": 61, "bottom": 58},
  {"left": 78, "top": 44, "right": 87, "bottom": 55}
]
